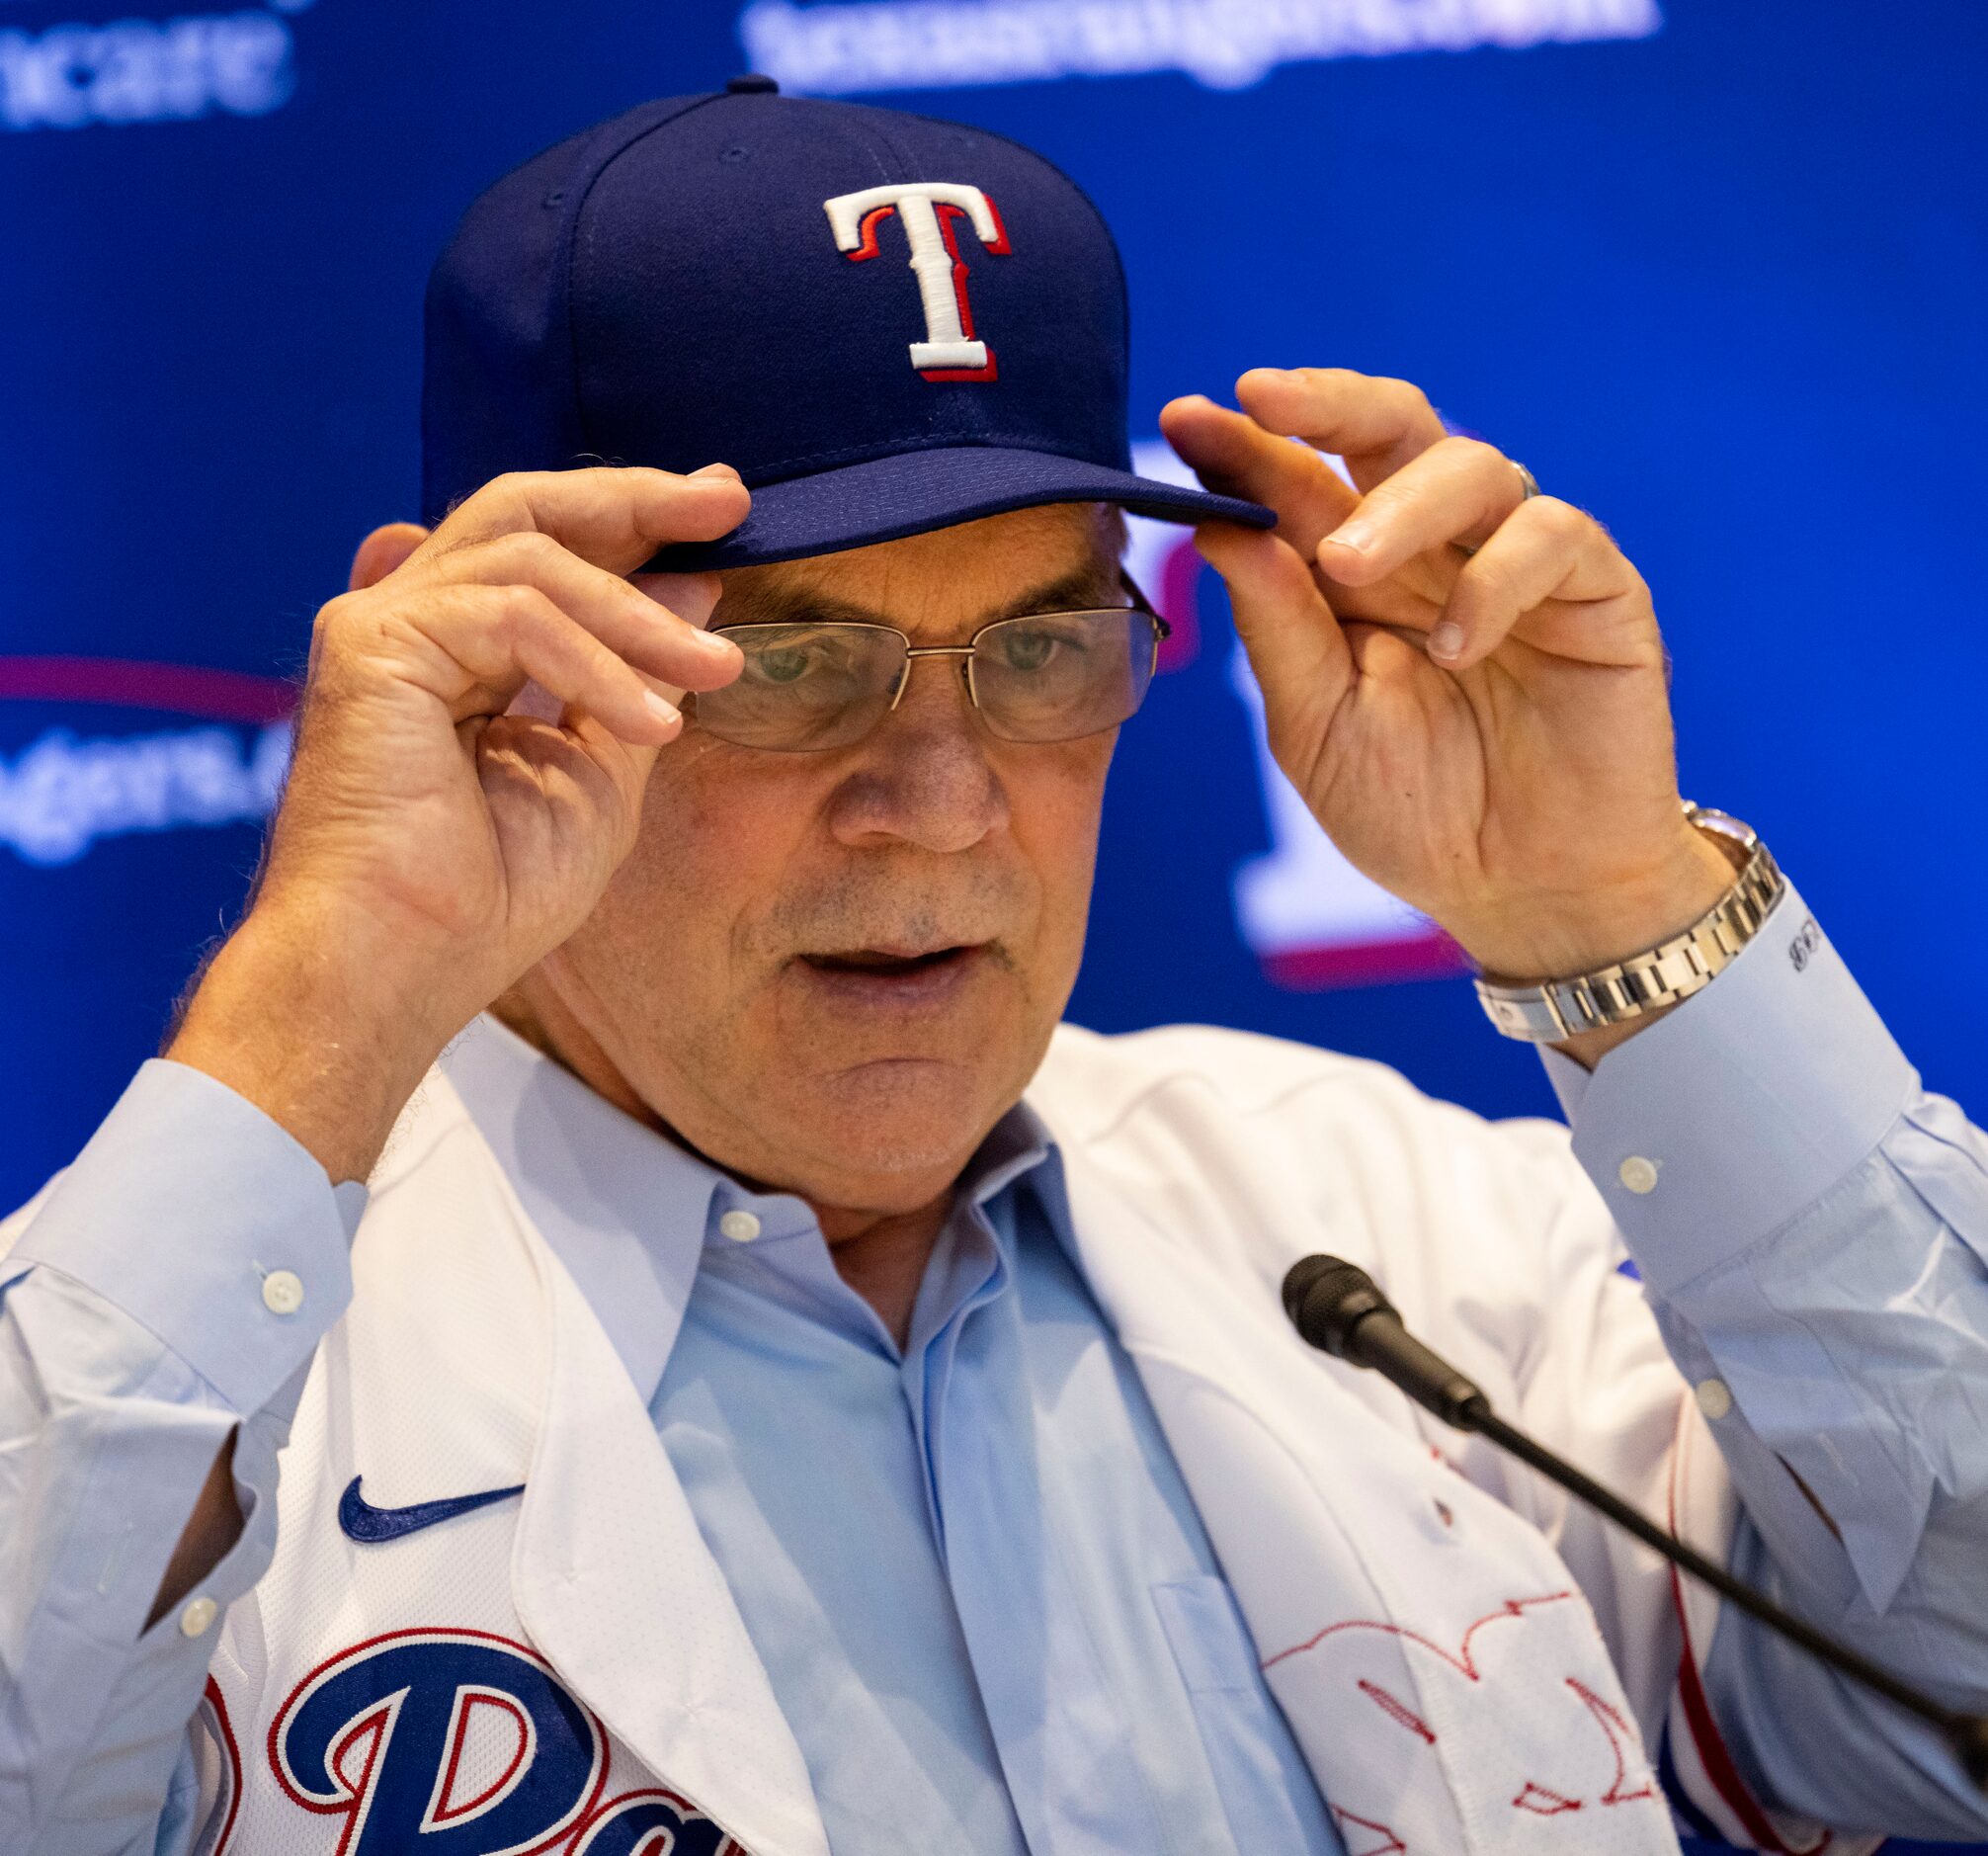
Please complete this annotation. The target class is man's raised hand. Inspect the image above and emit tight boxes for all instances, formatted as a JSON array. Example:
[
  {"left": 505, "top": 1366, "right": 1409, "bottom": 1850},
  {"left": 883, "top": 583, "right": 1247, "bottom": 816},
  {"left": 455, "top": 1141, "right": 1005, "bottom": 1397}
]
[
  {"left": 1162, "top": 369, "right": 1734, "bottom": 1042},
  {"left": 169, "top": 465, "right": 749, "bottom": 1181}
]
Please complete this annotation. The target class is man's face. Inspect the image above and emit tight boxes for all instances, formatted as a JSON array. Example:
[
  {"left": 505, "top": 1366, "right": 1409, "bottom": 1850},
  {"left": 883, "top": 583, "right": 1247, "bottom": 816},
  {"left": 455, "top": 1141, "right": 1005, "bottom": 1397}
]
[{"left": 536, "top": 502, "right": 1125, "bottom": 1214}]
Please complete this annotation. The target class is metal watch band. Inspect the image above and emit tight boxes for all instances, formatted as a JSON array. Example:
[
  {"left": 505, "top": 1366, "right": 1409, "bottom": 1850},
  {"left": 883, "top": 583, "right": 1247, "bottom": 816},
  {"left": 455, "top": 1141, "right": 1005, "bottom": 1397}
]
[{"left": 1473, "top": 806, "right": 1785, "bottom": 1043}]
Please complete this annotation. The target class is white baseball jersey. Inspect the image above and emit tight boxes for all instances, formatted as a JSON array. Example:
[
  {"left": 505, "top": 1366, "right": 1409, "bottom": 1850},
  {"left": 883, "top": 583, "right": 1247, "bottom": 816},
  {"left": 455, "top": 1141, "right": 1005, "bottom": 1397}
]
[{"left": 106, "top": 1018, "right": 1859, "bottom": 1856}]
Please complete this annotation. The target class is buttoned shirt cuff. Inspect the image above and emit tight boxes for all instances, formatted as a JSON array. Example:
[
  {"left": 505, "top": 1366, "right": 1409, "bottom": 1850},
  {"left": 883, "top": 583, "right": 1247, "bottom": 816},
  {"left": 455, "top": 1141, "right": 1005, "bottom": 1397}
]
[
  {"left": 10, "top": 1058, "right": 364, "bottom": 1413},
  {"left": 1537, "top": 881, "right": 1915, "bottom": 1297}
]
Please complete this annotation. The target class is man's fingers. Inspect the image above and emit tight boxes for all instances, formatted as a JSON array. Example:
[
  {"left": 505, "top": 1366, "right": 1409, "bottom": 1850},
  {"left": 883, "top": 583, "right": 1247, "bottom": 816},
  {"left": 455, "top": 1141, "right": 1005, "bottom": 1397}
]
[
  {"left": 485, "top": 594, "right": 685, "bottom": 744},
  {"left": 1160, "top": 394, "right": 1358, "bottom": 557},
  {"left": 1194, "top": 522, "right": 1352, "bottom": 760},
  {"left": 411, "top": 584, "right": 687, "bottom": 745},
  {"left": 441, "top": 533, "right": 740, "bottom": 693},
  {"left": 420, "top": 464, "right": 751, "bottom": 576},
  {"left": 1316, "top": 437, "right": 1532, "bottom": 587},
  {"left": 1234, "top": 368, "right": 1450, "bottom": 493},
  {"left": 1438, "top": 497, "right": 1645, "bottom": 670},
  {"left": 476, "top": 705, "right": 665, "bottom": 847},
  {"left": 627, "top": 570, "right": 722, "bottom": 633}
]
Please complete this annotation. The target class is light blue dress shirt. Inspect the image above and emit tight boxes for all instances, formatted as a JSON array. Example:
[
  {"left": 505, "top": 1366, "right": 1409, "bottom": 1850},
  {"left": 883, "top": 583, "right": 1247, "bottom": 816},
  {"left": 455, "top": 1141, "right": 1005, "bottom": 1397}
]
[
  {"left": 4, "top": 883, "right": 1988, "bottom": 1852},
  {"left": 645, "top": 1115, "right": 1341, "bottom": 1855},
  {"left": 438, "top": 1017, "right": 1342, "bottom": 1856}
]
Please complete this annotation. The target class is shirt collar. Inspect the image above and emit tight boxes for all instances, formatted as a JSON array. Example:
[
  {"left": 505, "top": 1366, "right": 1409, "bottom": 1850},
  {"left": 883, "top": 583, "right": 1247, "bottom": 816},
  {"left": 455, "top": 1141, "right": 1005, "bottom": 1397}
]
[{"left": 439, "top": 1013, "right": 1061, "bottom": 1399}]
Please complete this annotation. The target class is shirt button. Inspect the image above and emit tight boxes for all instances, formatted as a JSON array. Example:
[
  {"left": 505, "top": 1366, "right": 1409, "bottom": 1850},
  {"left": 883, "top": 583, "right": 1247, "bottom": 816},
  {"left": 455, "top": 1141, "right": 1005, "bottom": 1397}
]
[
  {"left": 179, "top": 1595, "right": 218, "bottom": 1638},
  {"left": 261, "top": 1269, "right": 304, "bottom": 1315},
  {"left": 718, "top": 1210, "right": 762, "bottom": 1244},
  {"left": 1696, "top": 1378, "right": 1734, "bottom": 1421},
  {"left": 1616, "top": 1155, "right": 1660, "bottom": 1196}
]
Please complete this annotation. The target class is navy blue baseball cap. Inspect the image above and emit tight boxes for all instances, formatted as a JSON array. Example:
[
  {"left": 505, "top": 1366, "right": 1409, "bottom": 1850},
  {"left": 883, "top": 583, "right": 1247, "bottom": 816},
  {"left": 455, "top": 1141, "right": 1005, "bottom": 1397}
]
[{"left": 421, "top": 77, "right": 1274, "bottom": 570}]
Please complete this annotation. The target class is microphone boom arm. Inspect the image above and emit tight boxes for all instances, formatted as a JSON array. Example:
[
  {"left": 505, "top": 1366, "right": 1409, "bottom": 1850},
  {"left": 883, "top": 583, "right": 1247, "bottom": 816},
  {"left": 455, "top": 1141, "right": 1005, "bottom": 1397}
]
[{"left": 1282, "top": 1253, "right": 1988, "bottom": 1790}]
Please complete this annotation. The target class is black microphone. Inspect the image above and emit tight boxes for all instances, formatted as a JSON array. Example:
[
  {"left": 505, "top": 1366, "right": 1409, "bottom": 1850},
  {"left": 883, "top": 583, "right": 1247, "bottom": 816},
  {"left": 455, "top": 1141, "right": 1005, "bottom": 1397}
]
[{"left": 1282, "top": 1253, "right": 1988, "bottom": 1791}]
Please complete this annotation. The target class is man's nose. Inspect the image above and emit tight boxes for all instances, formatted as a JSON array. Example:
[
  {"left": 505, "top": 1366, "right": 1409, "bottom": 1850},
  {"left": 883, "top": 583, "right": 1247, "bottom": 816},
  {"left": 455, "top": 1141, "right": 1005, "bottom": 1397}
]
[{"left": 824, "top": 655, "right": 1011, "bottom": 853}]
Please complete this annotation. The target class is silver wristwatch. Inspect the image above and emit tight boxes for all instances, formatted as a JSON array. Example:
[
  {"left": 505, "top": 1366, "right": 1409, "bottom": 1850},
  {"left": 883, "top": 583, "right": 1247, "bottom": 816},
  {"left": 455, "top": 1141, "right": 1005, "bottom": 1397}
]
[{"left": 1473, "top": 805, "right": 1784, "bottom": 1043}]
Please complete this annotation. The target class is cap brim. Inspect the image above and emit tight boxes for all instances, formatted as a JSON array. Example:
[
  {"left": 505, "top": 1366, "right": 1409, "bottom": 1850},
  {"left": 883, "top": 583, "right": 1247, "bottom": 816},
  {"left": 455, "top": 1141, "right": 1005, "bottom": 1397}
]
[{"left": 644, "top": 445, "right": 1275, "bottom": 571}]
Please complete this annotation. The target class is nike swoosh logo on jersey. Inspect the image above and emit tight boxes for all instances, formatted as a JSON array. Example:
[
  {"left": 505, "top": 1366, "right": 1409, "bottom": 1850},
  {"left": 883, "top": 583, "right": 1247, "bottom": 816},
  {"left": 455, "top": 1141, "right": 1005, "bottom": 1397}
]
[{"left": 338, "top": 1474, "right": 526, "bottom": 1543}]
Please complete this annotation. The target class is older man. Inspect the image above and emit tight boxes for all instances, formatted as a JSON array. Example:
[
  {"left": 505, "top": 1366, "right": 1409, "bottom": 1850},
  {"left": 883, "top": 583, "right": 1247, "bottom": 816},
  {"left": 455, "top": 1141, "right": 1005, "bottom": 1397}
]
[{"left": 4, "top": 79, "right": 1987, "bottom": 1856}]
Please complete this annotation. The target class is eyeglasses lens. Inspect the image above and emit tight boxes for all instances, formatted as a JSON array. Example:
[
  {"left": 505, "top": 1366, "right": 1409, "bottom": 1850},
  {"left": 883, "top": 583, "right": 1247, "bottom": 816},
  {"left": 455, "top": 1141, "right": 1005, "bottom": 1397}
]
[
  {"left": 970, "top": 611, "right": 1155, "bottom": 743},
  {"left": 693, "top": 610, "right": 1159, "bottom": 752},
  {"left": 692, "top": 623, "right": 908, "bottom": 751}
]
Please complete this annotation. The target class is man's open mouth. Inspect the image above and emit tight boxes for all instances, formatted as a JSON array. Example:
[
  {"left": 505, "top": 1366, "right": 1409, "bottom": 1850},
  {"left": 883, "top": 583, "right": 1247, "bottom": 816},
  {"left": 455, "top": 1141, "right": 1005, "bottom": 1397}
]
[{"left": 799, "top": 945, "right": 978, "bottom": 978}]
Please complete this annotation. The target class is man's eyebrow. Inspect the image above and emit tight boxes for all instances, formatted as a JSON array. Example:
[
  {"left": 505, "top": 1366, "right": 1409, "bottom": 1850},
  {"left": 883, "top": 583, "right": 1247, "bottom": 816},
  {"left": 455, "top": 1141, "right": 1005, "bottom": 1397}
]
[
  {"left": 714, "top": 560, "right": 1126, "bottom": 633},
  {"left": 985, "top": 562, "right": 1129, "bottom": 623}
]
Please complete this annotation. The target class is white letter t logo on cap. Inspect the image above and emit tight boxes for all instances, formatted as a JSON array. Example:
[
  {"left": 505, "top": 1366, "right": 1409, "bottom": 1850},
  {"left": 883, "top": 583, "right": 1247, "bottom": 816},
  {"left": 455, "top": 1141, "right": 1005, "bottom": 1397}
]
[{"left": 823, "top": 183, "right": 1011, "bottom": 380}]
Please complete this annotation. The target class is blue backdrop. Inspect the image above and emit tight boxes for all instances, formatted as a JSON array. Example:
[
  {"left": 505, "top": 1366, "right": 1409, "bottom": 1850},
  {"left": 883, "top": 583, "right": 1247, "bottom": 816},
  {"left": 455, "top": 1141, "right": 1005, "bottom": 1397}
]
[{"left": 3, "top": 4, "right": 1983, "bottom": 1841}]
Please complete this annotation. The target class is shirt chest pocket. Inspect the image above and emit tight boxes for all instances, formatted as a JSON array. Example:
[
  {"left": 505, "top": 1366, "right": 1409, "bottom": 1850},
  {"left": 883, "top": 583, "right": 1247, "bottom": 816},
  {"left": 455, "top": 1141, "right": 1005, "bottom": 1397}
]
[{"left": 1150, "top": 1574, "right": 1342, "bottom": 1854}]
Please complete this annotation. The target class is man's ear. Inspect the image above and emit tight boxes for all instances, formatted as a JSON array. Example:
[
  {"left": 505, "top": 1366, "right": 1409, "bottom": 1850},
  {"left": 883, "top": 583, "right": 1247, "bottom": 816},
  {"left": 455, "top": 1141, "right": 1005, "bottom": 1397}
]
[{"left": 349, "top": 522, "right": 430, "bottom": 591}]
